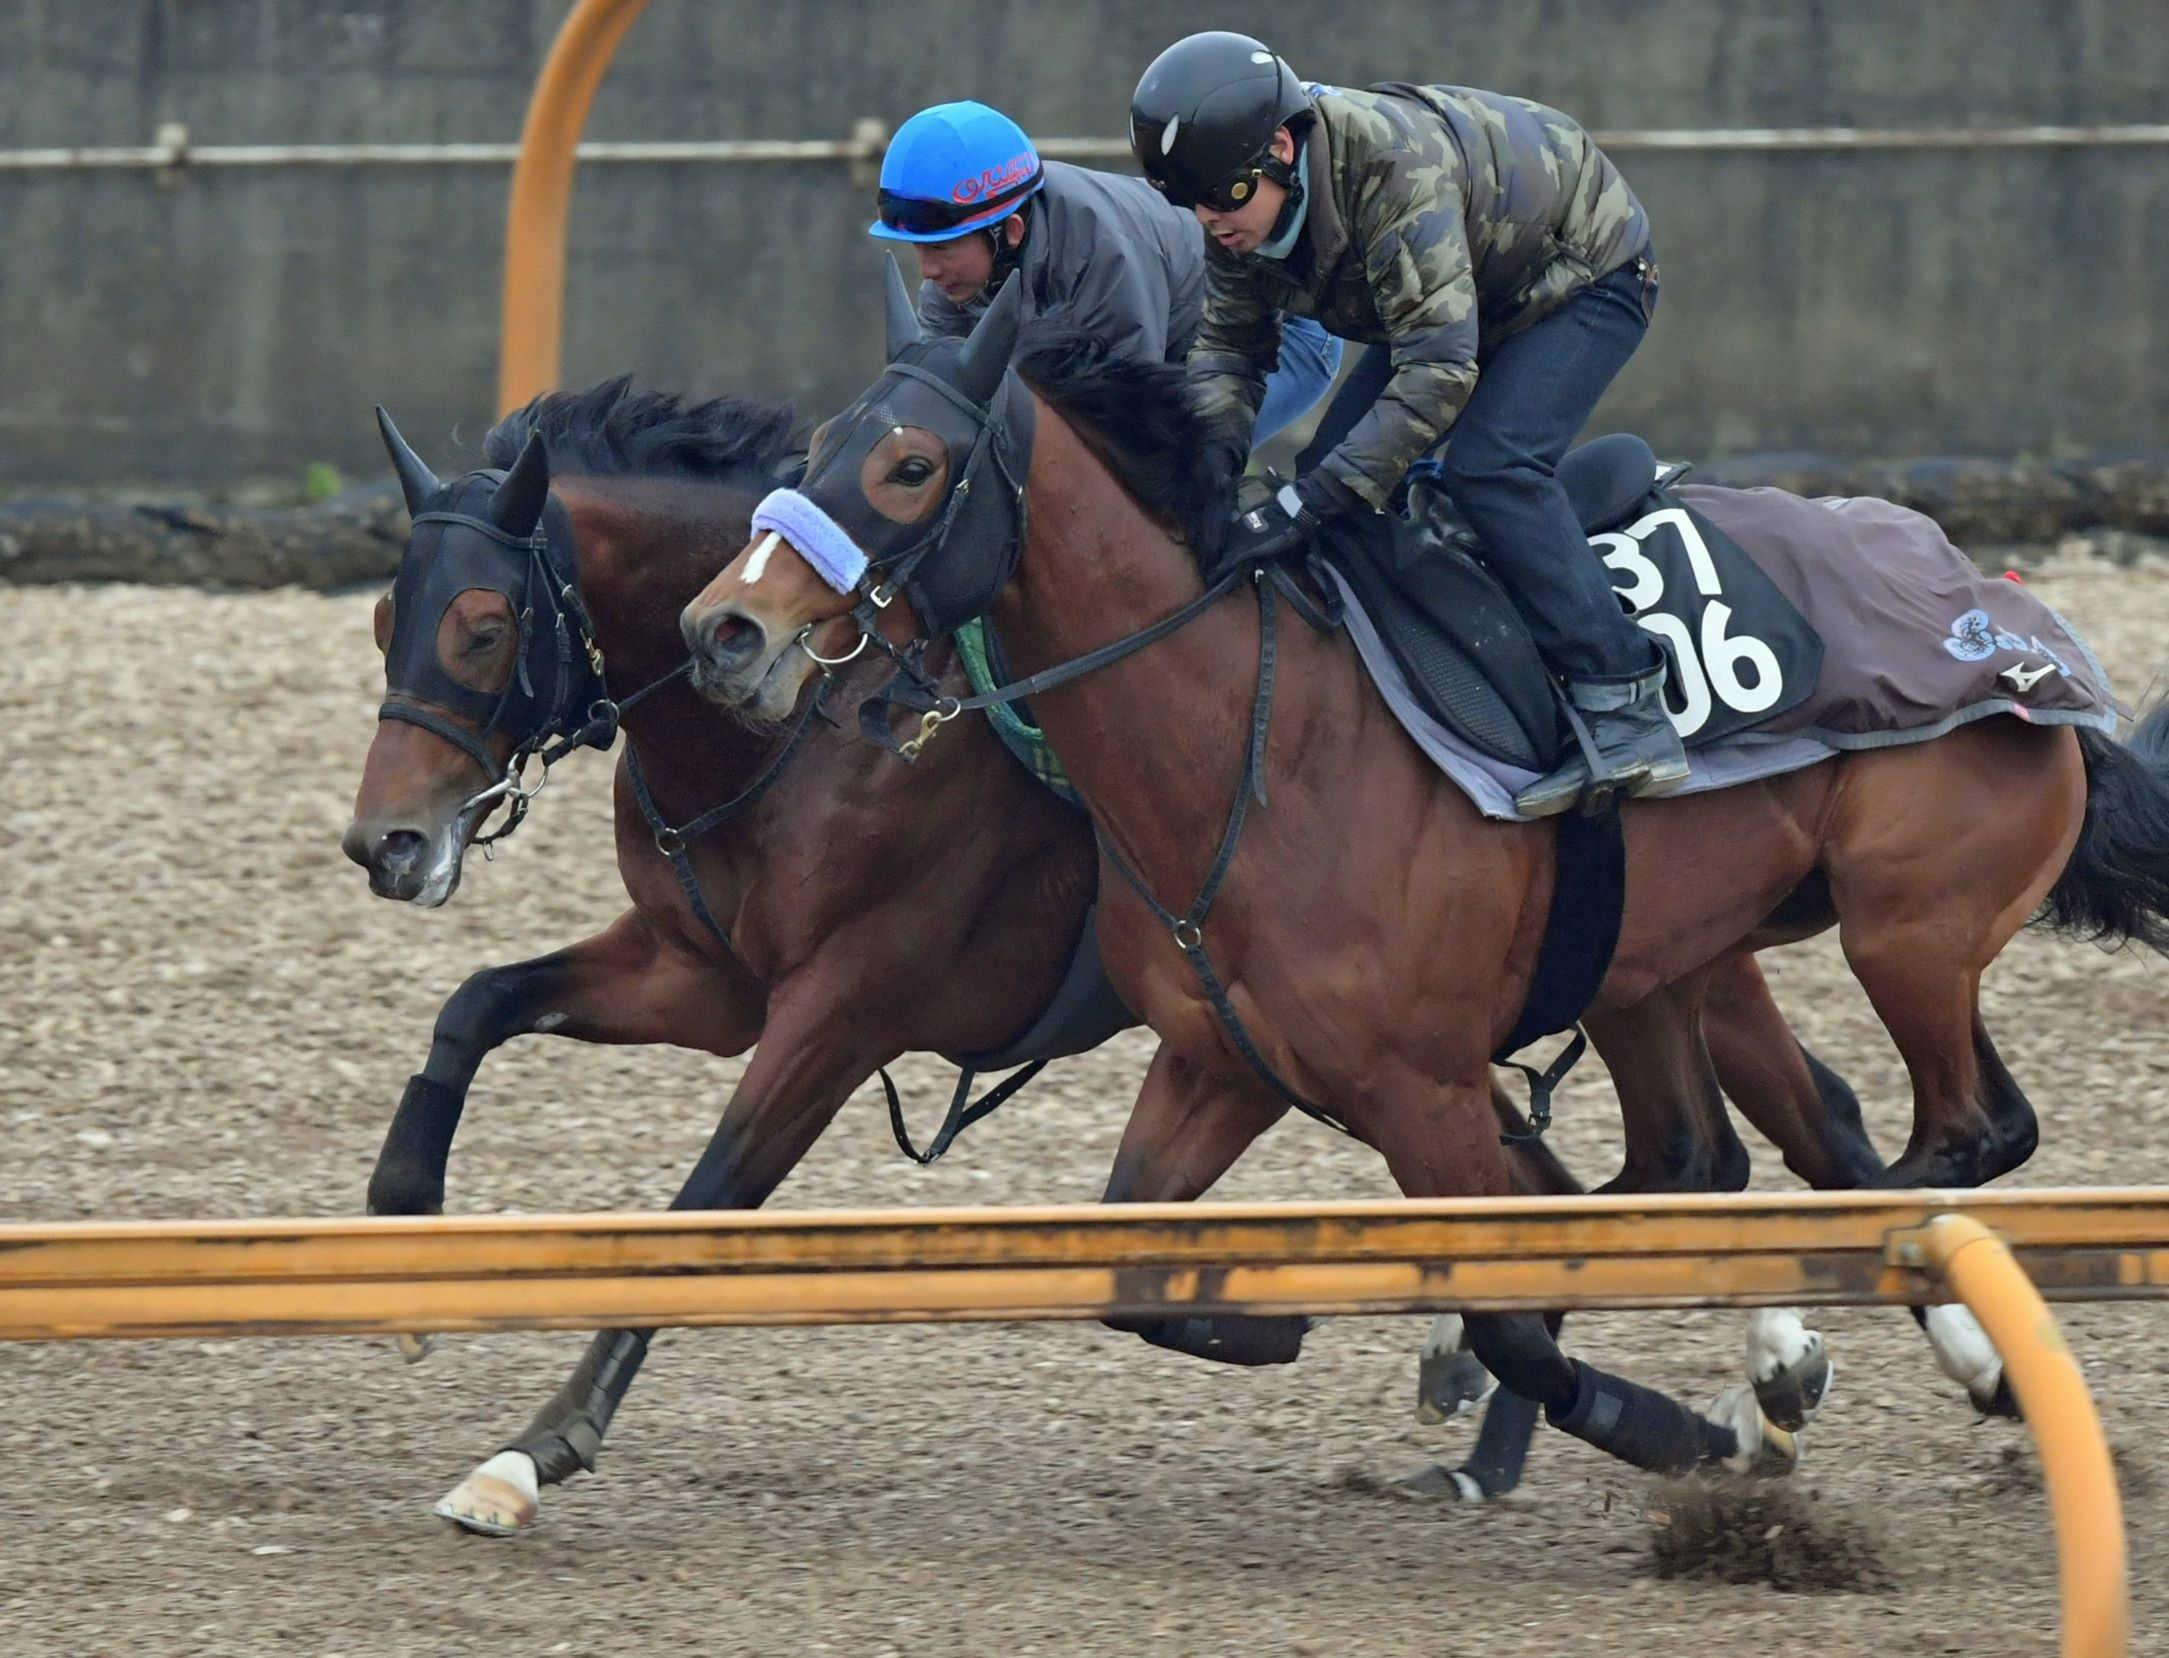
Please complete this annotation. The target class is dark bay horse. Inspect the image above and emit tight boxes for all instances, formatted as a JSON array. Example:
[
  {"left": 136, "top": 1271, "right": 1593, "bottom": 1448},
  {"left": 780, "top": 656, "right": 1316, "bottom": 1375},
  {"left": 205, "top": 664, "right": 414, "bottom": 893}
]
[
  {"left": 344, "top": 382, "right": 1112, "bottom": 1531},
  {"left": 681, "top": 282, "right": 2169, "bottom": 1484},
  {"left": 343, "top": 378, "right": 1629, "bottom": 1531}
]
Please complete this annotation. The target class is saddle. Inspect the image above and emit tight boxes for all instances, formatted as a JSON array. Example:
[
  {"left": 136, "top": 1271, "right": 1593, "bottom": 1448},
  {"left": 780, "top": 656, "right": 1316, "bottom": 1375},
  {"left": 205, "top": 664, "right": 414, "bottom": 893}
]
[{"left": 1316, "top": 433, "right": 1688, "bottom": 771}]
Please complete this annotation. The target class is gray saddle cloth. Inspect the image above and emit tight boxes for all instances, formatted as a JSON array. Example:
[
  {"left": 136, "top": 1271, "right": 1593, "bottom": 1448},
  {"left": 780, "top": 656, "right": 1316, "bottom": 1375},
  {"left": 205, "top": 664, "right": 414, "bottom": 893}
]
[{"left": 1333, "top": 479, "right": 2116, "bottom": 822}]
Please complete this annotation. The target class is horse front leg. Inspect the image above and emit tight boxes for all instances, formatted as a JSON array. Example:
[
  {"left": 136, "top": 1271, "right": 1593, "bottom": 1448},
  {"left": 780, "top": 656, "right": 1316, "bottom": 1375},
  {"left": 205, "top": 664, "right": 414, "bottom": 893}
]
[
  {"left": 431, "top": 975, "right": 884, "bottom": 1538},
  {"left": 368, "top": 908, "right": 761, "bottom": 1221},
  {"left": 1398, "top": 1084, "right": 1580, "bottom": 1504},
  {"left": 1097, "top": 1043, "right": 1299, "bottom": 1364}
]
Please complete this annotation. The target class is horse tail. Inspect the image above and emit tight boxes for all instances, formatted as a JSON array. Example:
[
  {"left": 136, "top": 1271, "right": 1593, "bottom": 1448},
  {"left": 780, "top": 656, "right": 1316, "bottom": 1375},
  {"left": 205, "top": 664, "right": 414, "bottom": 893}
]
[{"left": 2038, "top": 701, "right": 2169, "bottom": 953}]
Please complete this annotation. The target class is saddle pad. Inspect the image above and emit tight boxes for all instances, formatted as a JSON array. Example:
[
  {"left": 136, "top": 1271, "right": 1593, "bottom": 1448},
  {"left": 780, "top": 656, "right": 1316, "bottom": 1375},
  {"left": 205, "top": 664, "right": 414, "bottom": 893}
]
[
  {"left": 1320, "top": 481, "right": 1828, "bottom": 766},
  {"left": 1684, "top": 485, "right": 2115, "bottom": 744},
  {"left": 1326, "top": 476, "right": 2114, "bottom": 784}
]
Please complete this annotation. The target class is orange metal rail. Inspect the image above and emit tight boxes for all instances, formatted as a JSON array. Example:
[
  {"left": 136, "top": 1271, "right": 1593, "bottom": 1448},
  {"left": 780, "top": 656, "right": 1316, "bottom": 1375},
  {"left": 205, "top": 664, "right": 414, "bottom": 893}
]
[
  {"left": 498, "top": 0, "right": 651, "bottom": 413},
  {"left": 0, "top": 1188, "right": 2163, "bottom": 1338},
  {"left": 0, "top": 1188, "right": 2138, "bottom": 1651}
]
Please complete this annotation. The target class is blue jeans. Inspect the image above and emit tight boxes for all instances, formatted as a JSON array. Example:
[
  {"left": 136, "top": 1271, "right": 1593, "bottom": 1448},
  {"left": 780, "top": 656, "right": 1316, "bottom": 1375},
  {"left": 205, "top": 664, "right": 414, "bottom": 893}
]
[
  {"left": 1300, "top": 256, "right": 1662, "bottom": 682},
  {"left": 1252, "top": 315, "right": 1343, "bottom": 445}
]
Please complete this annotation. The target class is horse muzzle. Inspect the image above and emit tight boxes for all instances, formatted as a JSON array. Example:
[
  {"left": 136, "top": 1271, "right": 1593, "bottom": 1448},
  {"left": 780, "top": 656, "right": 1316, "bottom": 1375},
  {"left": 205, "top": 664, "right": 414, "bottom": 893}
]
[
  {"left": 683, "top": 602, "right": 789, "bottom": 710},
  {"left": 342, "top": 818, "right": 462, "bottom": 906}
]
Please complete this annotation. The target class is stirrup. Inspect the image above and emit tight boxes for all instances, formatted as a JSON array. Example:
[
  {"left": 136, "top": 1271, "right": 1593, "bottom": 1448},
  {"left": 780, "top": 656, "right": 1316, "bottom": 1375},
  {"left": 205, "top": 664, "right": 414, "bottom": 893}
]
[{"left": 1514, "top": 698, "right": 1612, "bottom": 818}]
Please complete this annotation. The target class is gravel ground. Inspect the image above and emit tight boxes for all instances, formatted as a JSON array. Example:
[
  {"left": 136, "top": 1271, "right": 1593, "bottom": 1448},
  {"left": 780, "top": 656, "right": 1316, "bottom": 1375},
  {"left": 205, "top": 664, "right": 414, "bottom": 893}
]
[{"left": 3, "top": 554, "right": 2167, "bottom": 1657}]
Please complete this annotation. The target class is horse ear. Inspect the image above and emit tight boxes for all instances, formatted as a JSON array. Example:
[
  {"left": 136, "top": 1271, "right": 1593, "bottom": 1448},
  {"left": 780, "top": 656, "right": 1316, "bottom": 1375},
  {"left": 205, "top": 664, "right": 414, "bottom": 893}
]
[
  {"left": 952, "top": 271, "right": 1024, "bottom": 406},
  {"left": 374, "top": 405, "right": 441, "bottom": 515},
  {"left": 883, "top": 255, "right": 924, "bottom": 362},
  {"left": 489, "top": 429, "right": 552, "bottom": 538}
]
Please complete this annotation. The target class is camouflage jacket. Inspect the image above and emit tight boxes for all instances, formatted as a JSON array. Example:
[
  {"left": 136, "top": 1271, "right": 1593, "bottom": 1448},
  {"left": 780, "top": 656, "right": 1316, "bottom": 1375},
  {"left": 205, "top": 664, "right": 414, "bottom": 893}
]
[{"left": 1191, "top": 84, "right": 1650, "bottom": 510}]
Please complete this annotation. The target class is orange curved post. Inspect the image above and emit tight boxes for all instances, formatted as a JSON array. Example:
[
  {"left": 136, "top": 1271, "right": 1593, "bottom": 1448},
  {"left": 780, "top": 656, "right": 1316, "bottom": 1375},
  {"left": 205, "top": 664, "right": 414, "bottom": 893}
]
[
  {"left": 1918, "top": 1214, "right": 2128, "bottom": 1658},
  {"left": 498, "top": 0, "right": 652, "bottom": 414}
]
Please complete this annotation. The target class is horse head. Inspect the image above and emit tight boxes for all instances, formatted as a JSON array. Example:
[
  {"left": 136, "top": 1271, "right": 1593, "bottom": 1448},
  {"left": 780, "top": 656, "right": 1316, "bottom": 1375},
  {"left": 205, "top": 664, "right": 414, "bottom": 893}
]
[
  {"left": 679, "top": 260, "right": 1033, "bottom": 725},
  {"left": 343, "top": 409, "right": 605, "bottom": 904}
]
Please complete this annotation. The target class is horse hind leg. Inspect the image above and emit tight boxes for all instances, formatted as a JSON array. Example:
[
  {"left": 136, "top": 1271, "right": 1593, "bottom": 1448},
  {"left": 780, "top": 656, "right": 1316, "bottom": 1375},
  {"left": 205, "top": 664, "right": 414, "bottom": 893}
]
[
  {"left": 1704, "top": 948, "right": 1887, "bottom": 1190},
  {"left": 1898, "top": 1017, "right": 2029, "bottom": 1419},
  {"left": 1373, "top": 1074, "right": 1795, "bottom": 1483}
]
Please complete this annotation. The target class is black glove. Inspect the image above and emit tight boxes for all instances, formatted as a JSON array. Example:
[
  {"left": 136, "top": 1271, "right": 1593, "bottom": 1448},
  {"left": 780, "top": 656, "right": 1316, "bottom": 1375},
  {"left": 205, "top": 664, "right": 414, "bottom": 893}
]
[
  {"left": 1199, "top": 439, "right": 1249, "bottom": 506},
  {"left": 1219, "top": 478, "right": 1333, "bottom": 570}
]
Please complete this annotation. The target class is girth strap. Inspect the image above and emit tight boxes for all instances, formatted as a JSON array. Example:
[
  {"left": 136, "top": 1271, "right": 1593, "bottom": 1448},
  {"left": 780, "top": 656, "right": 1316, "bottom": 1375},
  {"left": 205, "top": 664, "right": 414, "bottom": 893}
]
[{"left": 884, "top": 1058, "right": 1052, "bottom": 1165}]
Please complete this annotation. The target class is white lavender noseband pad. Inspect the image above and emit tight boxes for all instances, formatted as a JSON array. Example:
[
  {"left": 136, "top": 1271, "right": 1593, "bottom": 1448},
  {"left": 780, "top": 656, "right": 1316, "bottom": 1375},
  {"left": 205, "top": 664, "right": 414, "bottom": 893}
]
[{"left": 748, "top": 488, "right": 868, "bottom": 595}]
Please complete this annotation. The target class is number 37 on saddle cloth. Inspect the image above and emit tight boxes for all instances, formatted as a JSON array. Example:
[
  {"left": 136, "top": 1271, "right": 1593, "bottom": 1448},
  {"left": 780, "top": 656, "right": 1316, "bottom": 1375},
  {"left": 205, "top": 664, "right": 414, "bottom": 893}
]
[{"left": 1319, "top": 454, "right": 2118, "bottom": 820}]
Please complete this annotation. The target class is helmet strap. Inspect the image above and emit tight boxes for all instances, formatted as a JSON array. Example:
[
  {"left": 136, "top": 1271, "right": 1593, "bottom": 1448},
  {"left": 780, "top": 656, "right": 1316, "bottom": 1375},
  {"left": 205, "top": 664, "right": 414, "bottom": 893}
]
[
  {"left": 985, "top": 204, "right": 1030, "bottom": 292},
  {"left": 1260, "top": 148, "right": 1305, "bottom": 245}
]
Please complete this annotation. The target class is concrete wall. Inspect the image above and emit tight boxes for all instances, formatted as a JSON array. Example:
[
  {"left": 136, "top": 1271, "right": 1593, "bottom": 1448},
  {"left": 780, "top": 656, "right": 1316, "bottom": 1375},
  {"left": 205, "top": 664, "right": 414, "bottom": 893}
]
[{"left": 0, "top": 0, "right": 2162, "bottom": 485}]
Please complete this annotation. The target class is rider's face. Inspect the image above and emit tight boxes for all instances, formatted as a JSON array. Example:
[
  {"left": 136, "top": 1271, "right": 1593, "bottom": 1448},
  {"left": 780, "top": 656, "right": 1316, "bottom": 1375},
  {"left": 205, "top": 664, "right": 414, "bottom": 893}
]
[
  {"left": 1193, "top": 127, "right": 1295, "bottom": 256},
  {"left": 913, "top": 217, "right": 1022, "bottom": 305}
]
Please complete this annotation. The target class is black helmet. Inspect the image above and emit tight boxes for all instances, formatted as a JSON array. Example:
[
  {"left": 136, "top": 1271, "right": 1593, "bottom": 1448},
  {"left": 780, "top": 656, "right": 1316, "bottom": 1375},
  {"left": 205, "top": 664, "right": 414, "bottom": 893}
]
[{"left": 1129, "top": 31, "right": 1310, "bottom": 211}]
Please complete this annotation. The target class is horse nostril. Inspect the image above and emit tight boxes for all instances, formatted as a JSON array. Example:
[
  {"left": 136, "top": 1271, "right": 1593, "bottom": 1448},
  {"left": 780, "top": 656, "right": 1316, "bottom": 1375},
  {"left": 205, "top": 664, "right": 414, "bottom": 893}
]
[
  {"left": 709, "top": 612, "right": 762, "bottom": 664},
  {"left": 376, "top": 829, "right": 426, "bottom": 873}
]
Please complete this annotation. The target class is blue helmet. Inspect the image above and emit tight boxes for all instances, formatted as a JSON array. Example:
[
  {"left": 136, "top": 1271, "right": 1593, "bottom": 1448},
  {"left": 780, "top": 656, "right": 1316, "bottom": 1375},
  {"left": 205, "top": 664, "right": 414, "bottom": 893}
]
[{"left": 870, "top": 101, "right": 1044, "bottom": 243}]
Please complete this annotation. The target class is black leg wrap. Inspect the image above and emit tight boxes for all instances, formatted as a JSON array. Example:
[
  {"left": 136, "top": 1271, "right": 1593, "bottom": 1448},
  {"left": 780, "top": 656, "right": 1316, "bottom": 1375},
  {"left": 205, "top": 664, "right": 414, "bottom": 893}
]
[
  {"left": 1123, "top": 1313, "right": 1311, "bottom": 1367},
  {"left": 1547, "top": 1359, "right": 1733, "bottom": 1475},
  {"left": 366, "top": 1074, "right": 467, "bottom": 1216},
  {"left": 1457, "top": 1387, "right": 1541, "bottom": 1498},
  {"left": 506, "top": 1329, "right": 653, "bottom": 1485}
]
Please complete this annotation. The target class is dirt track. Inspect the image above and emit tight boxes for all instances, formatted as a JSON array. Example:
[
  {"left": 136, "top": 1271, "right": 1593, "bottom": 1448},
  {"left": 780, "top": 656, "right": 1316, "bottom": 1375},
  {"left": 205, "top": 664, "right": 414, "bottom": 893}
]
[{"left": 3, "top": 555, "right": 2167, "bottom": 1657}]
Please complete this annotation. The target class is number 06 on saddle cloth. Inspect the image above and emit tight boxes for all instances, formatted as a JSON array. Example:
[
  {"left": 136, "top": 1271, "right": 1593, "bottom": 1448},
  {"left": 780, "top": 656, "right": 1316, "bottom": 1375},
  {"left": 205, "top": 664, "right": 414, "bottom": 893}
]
[{"left": 1325, "top": 479, "right": 2118, "bottom": 822}]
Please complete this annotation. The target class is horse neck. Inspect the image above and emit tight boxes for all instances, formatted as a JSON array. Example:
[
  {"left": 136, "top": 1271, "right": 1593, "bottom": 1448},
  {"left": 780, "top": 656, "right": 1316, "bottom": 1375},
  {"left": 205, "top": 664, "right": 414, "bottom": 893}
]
[
  {"left": 558, "top": 476, "right": 776, "bottom": 792},
  {"left": 991, "top": 398, "right": 1278, "bottom": 852}
]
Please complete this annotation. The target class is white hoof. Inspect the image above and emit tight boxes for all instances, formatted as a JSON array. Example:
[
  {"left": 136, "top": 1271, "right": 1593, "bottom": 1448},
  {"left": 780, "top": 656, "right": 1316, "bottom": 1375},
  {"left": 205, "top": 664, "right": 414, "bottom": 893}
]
[
  {"left": 433, "top": 1451, "right": 541, "bottom": 1537},
  {"left": 1392, "top": 1462, "right": 1487, "bottom": 1503},
  {"left": 1707, "top": 1384, "right": 1800, "bottom": 1478},
  {"left": 393, "top": 1332, "right": 439, "bottom": 1364},
  {"left": 1415, "top": 1313, "right": 1499, "bottom": 1425},
  {"left": 1744, "top": 1308, "right": 1834, "bottom": 1431},
  {"left": 1923, "top": 1304, "right": 2020, "bottom": 1418}
]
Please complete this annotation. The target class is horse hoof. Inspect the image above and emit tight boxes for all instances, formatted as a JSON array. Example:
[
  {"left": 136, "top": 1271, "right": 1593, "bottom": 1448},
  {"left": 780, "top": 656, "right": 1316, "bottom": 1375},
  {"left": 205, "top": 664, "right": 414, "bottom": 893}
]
[
  {"left": 1922, "top": 1305, "right": 2021, "bottom": 1420},
  {"left": 1392, "top": 1462, "right": 1486, "bottom": 1503},
  {"left": 433, "top": 1451, "right": 540, "bottom": 1537},
  {"left": 1707, "top": 1384, "right": 1800, "bottom": 1479},
  {"left": 1972, "top": 1370, "right": 2024, "bottom": 1421},
  {"left": 394, "top": 1332, "right": 439, "bottom": 1365},
  {"left": 1416, "top": 1347, "right": 1499, "bottom": 1426},
  {"left": 1751, "top": 1349, "right": 1834, "bottom": 1433},
  {"left": 1745, "top": 1311, "right": 1833, "bottom": 1431}
]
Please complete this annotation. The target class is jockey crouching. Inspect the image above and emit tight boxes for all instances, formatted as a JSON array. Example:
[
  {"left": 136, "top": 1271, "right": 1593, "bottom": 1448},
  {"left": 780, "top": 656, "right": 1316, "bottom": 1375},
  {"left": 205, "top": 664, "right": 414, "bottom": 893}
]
[
  {"left": 1128, "top": 32, "right": 1690, "bottom": 817},
  {"left": 869, "top": 99, "right": 1342, "bottom": 446}
]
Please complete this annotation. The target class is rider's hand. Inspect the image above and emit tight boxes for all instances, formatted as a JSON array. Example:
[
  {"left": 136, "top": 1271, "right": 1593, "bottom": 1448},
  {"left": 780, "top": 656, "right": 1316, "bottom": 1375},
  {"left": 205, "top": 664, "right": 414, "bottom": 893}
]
[{"left": 1220, "top": 478, "right": 1333, "bottom": 568}]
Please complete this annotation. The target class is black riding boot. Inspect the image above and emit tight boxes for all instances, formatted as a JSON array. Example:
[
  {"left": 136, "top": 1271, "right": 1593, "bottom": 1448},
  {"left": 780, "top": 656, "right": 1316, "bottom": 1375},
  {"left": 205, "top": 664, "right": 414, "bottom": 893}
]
[{"left": 1514, "top": 664, "right": 1691, "bottom": 818}]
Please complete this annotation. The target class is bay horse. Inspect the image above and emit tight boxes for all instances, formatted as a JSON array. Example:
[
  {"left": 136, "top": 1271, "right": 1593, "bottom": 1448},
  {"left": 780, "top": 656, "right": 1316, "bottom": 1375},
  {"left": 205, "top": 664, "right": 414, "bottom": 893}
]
[
  {"left": 343, "top": 378, "right": 1638, "bottom": 1530},
  {"left": 680, "top": 278, "right": 2169, "bottom": 1483}
]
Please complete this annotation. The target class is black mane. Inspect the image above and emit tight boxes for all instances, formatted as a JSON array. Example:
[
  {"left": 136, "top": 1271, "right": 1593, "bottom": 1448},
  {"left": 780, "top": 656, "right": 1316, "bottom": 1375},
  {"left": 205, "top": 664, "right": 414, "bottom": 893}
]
[
  {"left": 1013, "top": 325, "right": 1229, "bottom": 563},
  {"left": 484, "top": 374, "right": 806, "bottom": 491}
]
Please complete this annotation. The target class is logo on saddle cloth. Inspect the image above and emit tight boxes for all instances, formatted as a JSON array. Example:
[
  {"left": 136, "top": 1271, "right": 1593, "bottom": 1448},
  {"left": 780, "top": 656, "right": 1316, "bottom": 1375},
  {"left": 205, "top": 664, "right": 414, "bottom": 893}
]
[
  {"left": 1589, "top": 502, "right": 1822, "bottom": 743},
  {"left": 1944, "top": 607, "right": 2074, "bottom": 696}
]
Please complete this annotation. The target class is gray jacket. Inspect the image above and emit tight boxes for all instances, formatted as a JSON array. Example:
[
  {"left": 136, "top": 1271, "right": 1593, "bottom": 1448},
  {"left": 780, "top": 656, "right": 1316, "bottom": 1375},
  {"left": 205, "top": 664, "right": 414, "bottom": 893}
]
[{"left": 916, "top": 159, "right": 1206, "bottom": 364}]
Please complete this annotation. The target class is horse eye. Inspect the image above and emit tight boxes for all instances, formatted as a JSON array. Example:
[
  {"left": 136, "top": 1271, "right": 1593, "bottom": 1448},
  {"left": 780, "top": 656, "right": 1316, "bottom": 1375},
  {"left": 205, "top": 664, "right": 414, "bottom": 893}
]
[{"left": 891, "top": 456, "right": 935, "bottom": 487}]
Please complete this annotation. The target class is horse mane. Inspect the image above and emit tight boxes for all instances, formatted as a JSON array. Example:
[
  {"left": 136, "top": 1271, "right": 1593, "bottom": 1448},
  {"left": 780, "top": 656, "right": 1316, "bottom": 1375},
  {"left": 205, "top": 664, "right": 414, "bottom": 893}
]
[
  {"left": 484, "top": 374, "right": 807, "bottom": 490},
  {"left": 1013, "top": 325, "right": 1229, "bottom": 565}
]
